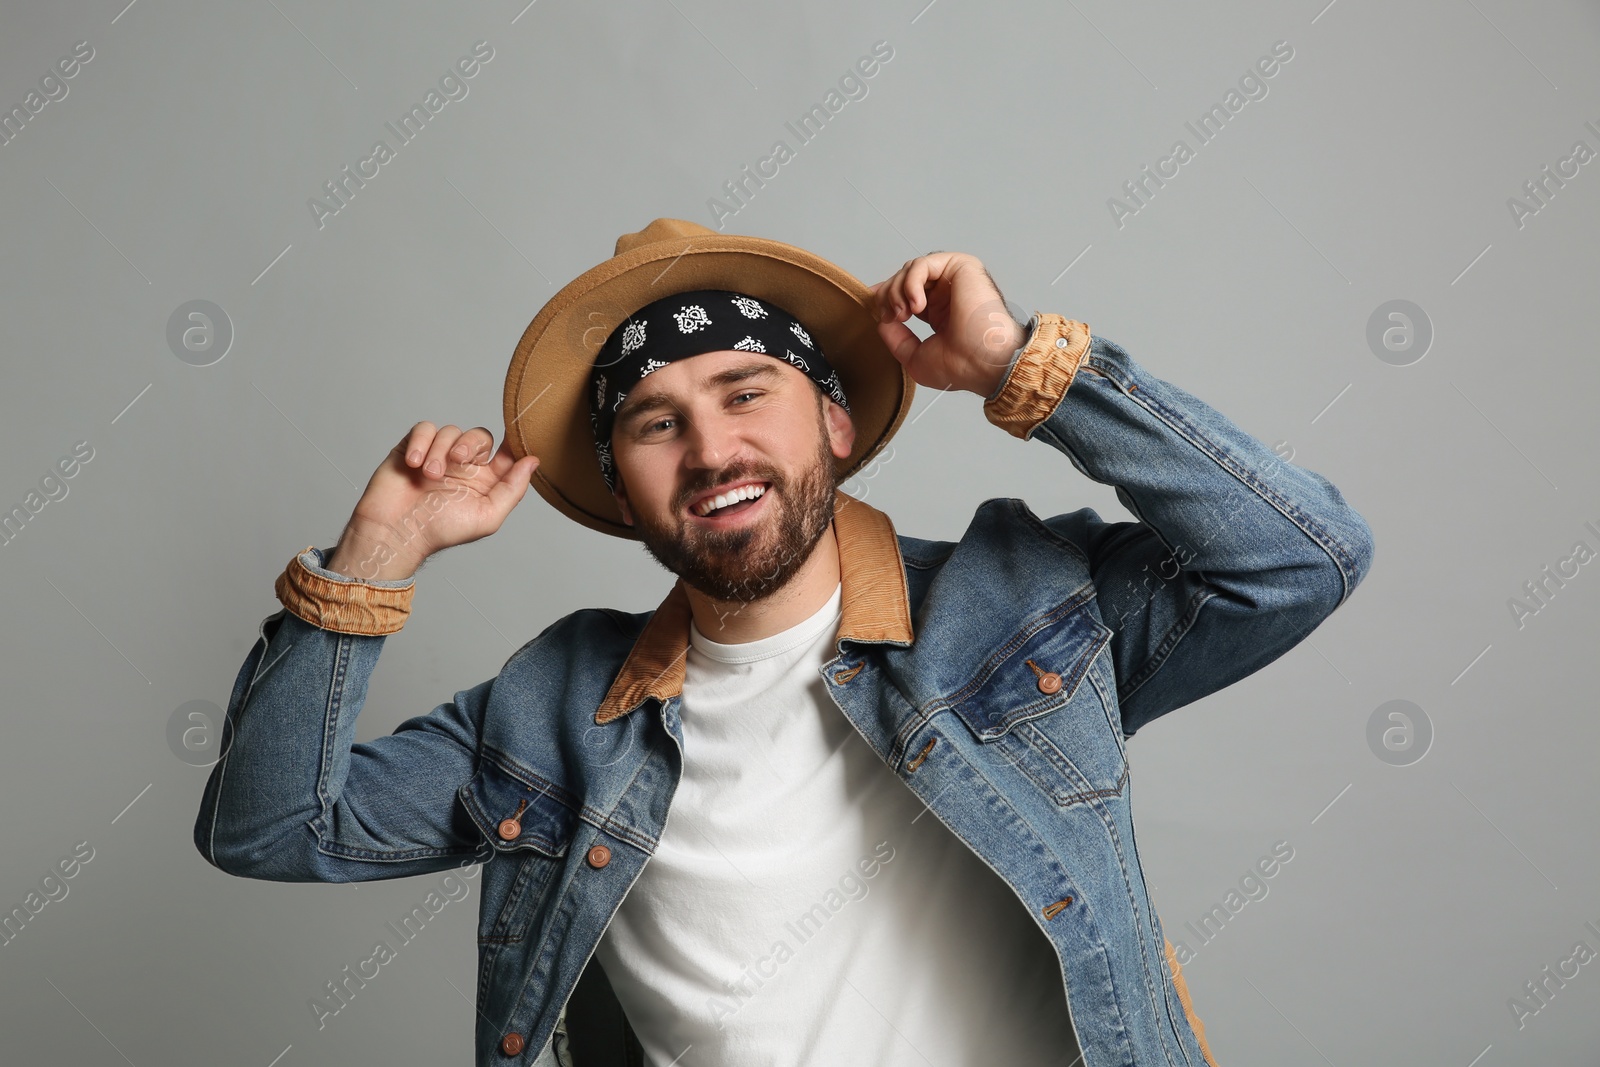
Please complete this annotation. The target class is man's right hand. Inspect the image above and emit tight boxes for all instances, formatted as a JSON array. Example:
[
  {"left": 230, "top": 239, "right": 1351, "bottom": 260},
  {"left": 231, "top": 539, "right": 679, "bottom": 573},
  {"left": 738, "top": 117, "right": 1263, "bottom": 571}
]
[{"left": 323, "top": 423, "right": 540, "bottom": 581}]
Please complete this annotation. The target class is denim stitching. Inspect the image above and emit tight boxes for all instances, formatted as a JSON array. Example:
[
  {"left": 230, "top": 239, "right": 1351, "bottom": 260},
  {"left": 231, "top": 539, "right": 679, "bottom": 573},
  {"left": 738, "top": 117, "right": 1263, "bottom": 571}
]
[
  {"left": 1076, "top": 755, "right": 1181, "bottom": 1067},
  {"left": 926, "top": 589, "right": 1101, "bottom": 717},
  {"left": 314, "top": 632, "right": 348, "bottom": 824},
  {"left": 479, "top": 851, "right": 564, "bottom": 945},
  {"left": 1085, "top": 358, "right": 1362, "bottom": 597},
  {"left": 476, "top": 744, "right": 658, "bottom": 855}
]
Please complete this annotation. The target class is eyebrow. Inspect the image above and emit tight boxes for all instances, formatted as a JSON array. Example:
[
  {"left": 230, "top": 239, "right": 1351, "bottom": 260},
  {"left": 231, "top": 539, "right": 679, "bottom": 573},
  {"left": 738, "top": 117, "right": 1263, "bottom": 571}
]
[{"left": 616, "top": 360, "right": 785, "bottom": 431}]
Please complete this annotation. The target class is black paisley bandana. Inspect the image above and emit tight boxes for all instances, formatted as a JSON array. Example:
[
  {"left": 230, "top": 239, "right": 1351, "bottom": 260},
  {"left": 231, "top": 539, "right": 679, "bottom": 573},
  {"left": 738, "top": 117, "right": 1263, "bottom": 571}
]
[{"left": 588, "top": 289, "right": 851, "bottom": 493}]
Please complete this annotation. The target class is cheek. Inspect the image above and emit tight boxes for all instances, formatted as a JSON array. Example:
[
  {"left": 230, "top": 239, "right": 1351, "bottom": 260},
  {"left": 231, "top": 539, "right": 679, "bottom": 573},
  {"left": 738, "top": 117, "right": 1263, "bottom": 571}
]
[
  {"left": 619, "top": 450, "right": 680, "bottom": 512},
  {"left": 754, "top": 412, "right": 821, "bottom": 460}
]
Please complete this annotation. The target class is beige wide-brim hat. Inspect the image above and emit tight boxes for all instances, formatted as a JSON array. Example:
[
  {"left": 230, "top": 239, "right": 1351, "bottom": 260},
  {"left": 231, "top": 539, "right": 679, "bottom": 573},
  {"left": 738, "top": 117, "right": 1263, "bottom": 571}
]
[{"left": 502, "top": 218, "right": 916, "bottom": 540}]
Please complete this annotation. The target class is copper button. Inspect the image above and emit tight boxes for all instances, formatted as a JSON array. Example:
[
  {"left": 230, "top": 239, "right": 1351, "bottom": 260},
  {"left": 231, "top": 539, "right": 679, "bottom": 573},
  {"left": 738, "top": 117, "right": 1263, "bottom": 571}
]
[
  {"left": 497, "top": 818, "right": 521, "bottom": 841},
  {"left": 1037, "top": 672, "right": 1063, "bottom": 695},
  {"left": 500, "top": 1031, "right": 525, "bottom": 1056},
  {"left": 587, "top": 844, "right": 611, "bottom": 868}
]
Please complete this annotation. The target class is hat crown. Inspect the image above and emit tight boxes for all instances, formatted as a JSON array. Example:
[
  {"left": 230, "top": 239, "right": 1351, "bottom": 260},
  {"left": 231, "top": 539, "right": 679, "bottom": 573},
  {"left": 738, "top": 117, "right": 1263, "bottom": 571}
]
[{"left": 613, "top": 217, "right": 716, "bottom": 257}]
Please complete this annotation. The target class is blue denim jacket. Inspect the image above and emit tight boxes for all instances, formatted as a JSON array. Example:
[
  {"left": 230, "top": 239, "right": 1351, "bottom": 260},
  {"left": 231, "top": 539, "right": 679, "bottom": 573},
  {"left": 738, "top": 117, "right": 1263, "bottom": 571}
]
[{"left": 194, "top": 321, "right": 1374, "bottom": 1067}]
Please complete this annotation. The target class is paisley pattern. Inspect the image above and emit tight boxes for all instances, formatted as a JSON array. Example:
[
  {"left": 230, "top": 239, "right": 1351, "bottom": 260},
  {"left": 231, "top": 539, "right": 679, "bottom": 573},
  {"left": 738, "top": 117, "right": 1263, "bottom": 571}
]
[{"left": 587, "top": 289, "right": 854, "bottom": 493}]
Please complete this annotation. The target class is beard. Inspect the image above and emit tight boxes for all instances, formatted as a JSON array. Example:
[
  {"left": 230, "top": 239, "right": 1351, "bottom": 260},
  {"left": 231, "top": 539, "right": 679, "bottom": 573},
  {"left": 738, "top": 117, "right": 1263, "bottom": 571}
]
[{"left": 625, "top": 404, "right": 838, "bottom": 605}]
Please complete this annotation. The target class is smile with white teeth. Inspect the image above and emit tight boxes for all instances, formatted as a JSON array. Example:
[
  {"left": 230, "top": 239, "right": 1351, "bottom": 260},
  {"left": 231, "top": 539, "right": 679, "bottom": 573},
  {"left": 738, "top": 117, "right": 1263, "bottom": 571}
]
[{"left": 692, "top": 482, "right": 768, "bottom": 517}]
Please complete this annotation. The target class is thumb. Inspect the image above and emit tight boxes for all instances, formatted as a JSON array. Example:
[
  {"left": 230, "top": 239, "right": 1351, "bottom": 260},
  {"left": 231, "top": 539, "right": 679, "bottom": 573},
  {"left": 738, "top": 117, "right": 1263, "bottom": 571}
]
[
  {"left": 876, "top": 318, "right": 920, "bottom": 366},
  {"left": 486, "top": 455, "right": 540, "bottom": 517}
]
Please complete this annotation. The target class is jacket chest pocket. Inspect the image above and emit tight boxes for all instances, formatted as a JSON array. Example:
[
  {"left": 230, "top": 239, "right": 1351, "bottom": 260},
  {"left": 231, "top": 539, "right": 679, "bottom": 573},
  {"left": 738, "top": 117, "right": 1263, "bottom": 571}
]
[
  {"left": 945, "top": 603, "right": 1126, "bottom": 807},
  {"left": 460, "top": 757, "right": 578, "bottom": 945}
]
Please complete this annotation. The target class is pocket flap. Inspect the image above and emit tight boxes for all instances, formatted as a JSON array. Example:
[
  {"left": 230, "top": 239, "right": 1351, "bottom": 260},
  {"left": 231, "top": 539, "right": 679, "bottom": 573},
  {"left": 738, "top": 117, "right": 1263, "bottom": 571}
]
[
  {"left": 947, "top": 605, "right": 1111, "bottom": 741},
  {"left": 459, "top": 757, "right": 578, "bottom": 858}
]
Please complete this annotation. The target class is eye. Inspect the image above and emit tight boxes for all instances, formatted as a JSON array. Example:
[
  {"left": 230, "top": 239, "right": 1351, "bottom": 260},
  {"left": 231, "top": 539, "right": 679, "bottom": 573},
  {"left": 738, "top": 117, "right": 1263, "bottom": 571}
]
[{"left": 732, "top": 391, "right": 760, "bottom": 405}]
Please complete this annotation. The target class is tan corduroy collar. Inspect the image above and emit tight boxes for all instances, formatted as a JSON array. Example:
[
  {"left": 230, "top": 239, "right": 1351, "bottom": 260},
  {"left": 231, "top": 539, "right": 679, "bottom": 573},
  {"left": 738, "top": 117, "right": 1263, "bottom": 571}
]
[{"left": 593, "top": 489, "right": 913, "bottom": 724}]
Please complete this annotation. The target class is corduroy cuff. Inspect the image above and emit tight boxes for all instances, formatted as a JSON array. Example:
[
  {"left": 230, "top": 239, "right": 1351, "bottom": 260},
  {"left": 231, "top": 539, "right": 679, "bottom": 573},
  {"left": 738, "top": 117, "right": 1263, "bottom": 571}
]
[
  {"left": 985, "top": 314, "right": 1039, "bottom": 402},
  {"left": 273, "top": 545, "right": 415, "bottom": 636},
  {"left": 982, "top": 313, "right": 1092, "bottom": 441}
]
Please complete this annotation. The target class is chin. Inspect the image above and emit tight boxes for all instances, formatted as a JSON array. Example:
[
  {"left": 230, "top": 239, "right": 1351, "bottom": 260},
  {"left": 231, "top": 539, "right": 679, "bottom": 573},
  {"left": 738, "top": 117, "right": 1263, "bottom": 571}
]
[
  {"left": 640, "top": 485, "right": 834, "bottom": 606},
  {"left": 629, "top": 413, "right": 841, "bottom": 604}
]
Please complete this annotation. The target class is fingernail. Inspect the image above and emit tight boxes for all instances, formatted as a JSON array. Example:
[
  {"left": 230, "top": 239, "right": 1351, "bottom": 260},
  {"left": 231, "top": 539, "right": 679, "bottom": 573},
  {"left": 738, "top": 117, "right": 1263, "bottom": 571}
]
[{"left": 426, "top": 460, "right": 441, "bottom": 475}]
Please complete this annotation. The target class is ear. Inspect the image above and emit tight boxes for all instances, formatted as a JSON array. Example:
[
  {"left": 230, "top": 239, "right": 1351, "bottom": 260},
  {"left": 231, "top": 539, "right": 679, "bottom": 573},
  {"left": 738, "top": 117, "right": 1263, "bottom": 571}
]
[
  {"left": 612, "top": 475, "right": 635, "bottom": 527},
  {"left": 824, "top": 397, "right": 856, "bottom": 462}
]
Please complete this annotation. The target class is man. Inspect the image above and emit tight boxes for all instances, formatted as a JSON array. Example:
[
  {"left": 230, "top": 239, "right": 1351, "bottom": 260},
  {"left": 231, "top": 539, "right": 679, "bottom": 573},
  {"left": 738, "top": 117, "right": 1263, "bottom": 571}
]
[{"left": 195, "top": 218, "right": 1374, "bottom": 1067}]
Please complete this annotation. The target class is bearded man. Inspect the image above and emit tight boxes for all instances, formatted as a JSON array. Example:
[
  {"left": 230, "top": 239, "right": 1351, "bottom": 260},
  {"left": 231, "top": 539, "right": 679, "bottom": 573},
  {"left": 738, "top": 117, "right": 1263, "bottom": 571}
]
[{"left": 196, "top": 218, "right": 1374, "bottom": 1067}]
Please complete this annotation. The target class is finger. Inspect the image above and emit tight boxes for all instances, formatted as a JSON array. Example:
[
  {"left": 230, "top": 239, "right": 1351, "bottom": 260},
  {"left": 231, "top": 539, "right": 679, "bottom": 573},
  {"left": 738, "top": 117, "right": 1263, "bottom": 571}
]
[
  {"left": 903, "top": 258, "right": 933, "bottom": 317},
  {"left": 403, "top": 421, "right": 438, "bottom": 467},
  {"left": 927, "top": 266, "right": 960, "bottom": 322},
  {"left": 449, "top": 427, "right": 495, "bottom": 466},
  {"left": 909, "top": 253, "right": 962, "bottom": 317},
  {"left": 888, "top": 260, "right": 916, "bottom": 319},
  {"left": 897, "top": 255, "right": 942, "bottom": 318},
  {"left": 423, "top": 424, "right": 465, "bottom": 478},
  {"left": 893, "top": 262, "right": 924, "bottom": 322},
  {"left": 875, "top": 268, "right": 905, "bottom": 322}
]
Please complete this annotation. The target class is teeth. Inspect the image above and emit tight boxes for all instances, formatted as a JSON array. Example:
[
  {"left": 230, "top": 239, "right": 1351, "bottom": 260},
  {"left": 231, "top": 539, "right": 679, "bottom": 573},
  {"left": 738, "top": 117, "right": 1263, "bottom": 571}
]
[{"left": 695, "top": 482, "right": 767, "bottom": 516}]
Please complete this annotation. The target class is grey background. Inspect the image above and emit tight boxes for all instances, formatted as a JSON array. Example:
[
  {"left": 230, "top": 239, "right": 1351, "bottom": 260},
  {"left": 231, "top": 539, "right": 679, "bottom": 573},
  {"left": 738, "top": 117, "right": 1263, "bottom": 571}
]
[{"left": 2, "top": 0, "right": 1597, "bottom": 1064}]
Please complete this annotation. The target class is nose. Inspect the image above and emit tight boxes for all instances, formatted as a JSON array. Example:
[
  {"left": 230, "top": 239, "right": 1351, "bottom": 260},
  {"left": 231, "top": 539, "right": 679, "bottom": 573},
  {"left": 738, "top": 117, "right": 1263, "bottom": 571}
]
[{"left": 680, "top": 409, "right": 740, "bottom": 471}]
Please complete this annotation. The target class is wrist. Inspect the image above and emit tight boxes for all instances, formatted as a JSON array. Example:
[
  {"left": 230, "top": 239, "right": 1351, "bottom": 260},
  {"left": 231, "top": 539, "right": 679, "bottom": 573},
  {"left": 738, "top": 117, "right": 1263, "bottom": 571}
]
[
  {"left": 327, "top": 519, "right": 427, "bottom": 582},
  {"left": 982, "top": 315, "right": 1037, "bottom": 400},
  {"left": 982, "top": 314, "right": 1092, "bottom": 441}
]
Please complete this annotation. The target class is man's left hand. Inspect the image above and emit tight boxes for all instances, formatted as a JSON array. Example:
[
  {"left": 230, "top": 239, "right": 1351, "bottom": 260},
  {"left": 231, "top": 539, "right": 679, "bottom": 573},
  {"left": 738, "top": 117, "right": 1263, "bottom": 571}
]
[{"left": 869, "top": 252, "right": 1025, "bottom": 397}]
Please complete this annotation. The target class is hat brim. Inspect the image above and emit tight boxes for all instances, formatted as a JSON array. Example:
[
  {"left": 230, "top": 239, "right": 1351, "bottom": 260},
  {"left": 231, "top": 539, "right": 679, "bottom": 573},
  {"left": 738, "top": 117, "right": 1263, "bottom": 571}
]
[{"left": 503, "top": 231, "right": 915, "bottom": 540}]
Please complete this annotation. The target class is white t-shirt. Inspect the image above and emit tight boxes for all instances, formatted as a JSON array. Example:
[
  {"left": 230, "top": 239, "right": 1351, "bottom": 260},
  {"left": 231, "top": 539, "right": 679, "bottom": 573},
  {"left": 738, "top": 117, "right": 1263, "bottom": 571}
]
[{"left": 592, "top": 582, "right": 1083, "bottom": 1067}]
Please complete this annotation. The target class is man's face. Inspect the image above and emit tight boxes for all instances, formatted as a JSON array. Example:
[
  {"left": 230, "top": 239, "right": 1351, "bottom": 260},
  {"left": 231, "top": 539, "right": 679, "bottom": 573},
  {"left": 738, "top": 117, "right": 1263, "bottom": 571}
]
[{"left": 609, "top": 350, "right": 856, "bottom": 603}]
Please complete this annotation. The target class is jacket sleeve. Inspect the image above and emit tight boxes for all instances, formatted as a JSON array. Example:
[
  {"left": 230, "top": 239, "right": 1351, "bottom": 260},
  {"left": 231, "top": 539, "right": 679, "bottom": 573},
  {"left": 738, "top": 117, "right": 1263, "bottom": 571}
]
[
  {"left": 193, "top": 547, "right": 491, "bottom": 881},
  {"left": 983, "top": 315, "right": 1375, "bottom": 737}
]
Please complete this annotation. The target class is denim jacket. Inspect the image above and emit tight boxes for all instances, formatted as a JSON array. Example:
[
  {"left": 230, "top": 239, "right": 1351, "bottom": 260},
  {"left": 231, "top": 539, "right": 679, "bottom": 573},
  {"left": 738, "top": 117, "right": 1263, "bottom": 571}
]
[{"left": 194, "top": 315, "right": 1374, "bottom": 1067}]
